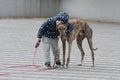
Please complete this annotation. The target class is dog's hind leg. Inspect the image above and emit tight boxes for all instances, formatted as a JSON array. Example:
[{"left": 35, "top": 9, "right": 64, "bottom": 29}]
[
  {"left": 76, "top": 35, "right": 85, "bottom": 66},
  {"left": 87, "top": 36, "right": 95, "bottom": 67}
]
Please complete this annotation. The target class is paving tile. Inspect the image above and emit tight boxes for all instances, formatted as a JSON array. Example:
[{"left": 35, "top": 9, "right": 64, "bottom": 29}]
[{"left": 0, "top": 19, "right": 120, "bottom": 80}]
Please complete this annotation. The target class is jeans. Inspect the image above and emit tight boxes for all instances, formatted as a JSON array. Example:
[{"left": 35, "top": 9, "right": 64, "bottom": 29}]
[{"left": 42, "top": 36, "right": 60, "bottom": 63}]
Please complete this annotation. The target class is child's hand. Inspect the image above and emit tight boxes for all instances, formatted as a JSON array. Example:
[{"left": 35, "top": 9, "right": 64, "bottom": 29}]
[
  {"left": 35, "top": 38, "right": 41, "bottom": 48},
  {"left": 35, "top": 42, "right": 40, "bottom": 48}
]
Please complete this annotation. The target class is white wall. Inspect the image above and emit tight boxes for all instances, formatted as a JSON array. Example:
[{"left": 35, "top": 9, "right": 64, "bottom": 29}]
[
  {"left": 0, "top": 0, "right": 60, "bottom": 18},
  {"left": 60, "top": 0, "right": 120, "bottom": 21}
]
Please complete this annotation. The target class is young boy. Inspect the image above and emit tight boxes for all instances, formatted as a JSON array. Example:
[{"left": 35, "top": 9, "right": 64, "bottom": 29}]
[{"left": 35, "top": 12, "right": 73, "bottom": 68}]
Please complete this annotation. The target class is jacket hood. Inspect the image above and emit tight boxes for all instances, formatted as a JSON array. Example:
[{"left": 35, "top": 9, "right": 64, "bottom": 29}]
[{"left": 56, "top": 12, "right": 69, "bottom": 24}]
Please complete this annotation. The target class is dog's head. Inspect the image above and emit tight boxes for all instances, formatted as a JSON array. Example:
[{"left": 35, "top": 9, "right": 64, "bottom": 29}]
[{"left": 57, "top": 23, "right": 68, "bottom": 40}]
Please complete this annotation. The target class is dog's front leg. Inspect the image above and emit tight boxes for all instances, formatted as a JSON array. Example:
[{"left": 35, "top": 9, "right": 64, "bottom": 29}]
[
  {"left": 62, "top": 40, "right": 66, "bottom": 67},
  {"left": 66, "top": 42, "right": 72, "bottom": 68}
]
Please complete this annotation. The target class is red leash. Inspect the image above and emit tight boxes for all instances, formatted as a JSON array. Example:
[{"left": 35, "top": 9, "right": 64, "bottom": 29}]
[
  {"left": 32, "top": 47, "right": 38, "bottom": 64},
  {"left": 7, "top": 47, "right": 40, "bottom": 69},
  {"left": 7, "top": 47, "right": 57, "bottom": 70},
  {"left": 0, "top": 44, "right": 58, "bottom": 76}
]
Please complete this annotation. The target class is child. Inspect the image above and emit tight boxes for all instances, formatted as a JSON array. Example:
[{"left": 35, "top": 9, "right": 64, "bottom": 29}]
[{"left": 35, "top": 12, "right": 73, "bottom": 68}]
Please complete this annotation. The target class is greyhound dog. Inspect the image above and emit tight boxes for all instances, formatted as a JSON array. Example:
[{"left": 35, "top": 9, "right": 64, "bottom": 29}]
[{"left": 57, "top": 19, "right": 97, "bottom": 67}]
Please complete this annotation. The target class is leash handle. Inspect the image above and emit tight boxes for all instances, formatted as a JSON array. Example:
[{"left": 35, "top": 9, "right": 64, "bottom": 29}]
[{"left": 35, "top": 42, "right": 40, "bottom": 48}]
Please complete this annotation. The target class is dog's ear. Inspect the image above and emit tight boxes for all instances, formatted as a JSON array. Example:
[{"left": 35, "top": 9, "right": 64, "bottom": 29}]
[
  {"left": 66, "top": 24, "right": 69, "bottom": 30},
  {"left": 81, "top": 22, "right": 87, "bottom": 27},
  {"left": 56, "top": 25, "right": 59, "bottom": 30},
  {"left": 65, "top": 24, "right": 69, "bottom": 33}
]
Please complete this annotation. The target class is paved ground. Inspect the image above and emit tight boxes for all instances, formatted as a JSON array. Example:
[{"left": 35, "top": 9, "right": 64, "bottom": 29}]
[{"left": 0, "top": 19, "right": 120, "bottom": 80}]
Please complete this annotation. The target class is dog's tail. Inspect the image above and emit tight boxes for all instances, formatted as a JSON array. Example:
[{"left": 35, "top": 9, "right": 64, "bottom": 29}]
[{"left": 93, "top": 48, "right": 98, "bottom": 51}]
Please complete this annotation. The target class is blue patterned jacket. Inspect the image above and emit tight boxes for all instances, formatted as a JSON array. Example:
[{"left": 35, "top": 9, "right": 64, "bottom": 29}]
[{"left": 37, "top": 12, "right": 74, "bottom": 39}]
